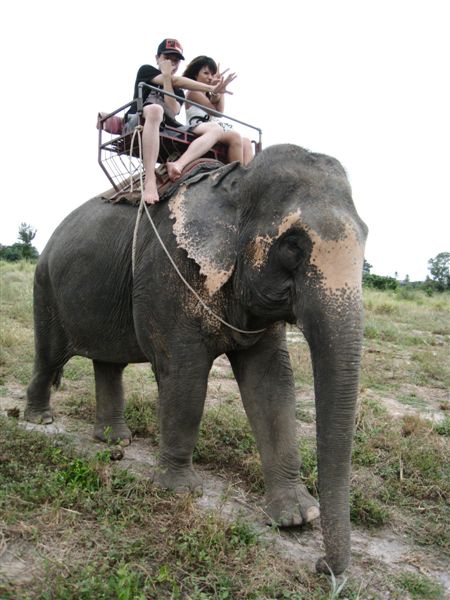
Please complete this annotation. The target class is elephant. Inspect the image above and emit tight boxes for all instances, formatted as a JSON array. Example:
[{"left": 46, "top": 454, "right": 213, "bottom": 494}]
[{"left": 25, "top": 144, "right": 367, "bottom": 575}]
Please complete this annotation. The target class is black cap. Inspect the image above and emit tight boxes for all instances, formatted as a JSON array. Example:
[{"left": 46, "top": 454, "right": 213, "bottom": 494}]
[{"left": 157, "top": 38, "right": 185, "bottom": 60}]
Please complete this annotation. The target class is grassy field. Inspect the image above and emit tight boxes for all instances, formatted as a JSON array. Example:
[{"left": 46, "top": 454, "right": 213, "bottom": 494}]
[{"left": 0, "top": 261, "right": 449, "bottom": 599}]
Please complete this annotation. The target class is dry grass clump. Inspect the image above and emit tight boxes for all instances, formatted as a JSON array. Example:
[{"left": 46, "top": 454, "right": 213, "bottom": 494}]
[{"left": 352, "top": 397, "right": 449, "bottom": 547}]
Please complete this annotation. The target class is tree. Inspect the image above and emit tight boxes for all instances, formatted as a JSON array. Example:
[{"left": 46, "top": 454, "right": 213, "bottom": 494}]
[
  {"left": 17, "top": 223, "right": 38, "bottom": 260},
  {"left": 0, "top": 243, "right": 23, "bottom": 261},
  {"left": 428, "top": 252, "right": 450, "bottom": 291},
  {"left": 0, "top": 223, "right": 39, "bottom": 262},
  {"left": 363, "top": 273, "right": 398, "bottom": 290},
  {"left": 363, "top": 259, "right": 372, "bottom": 275},
  {"left": 18, "top": 223, "right": 36, "bottom": 246}
]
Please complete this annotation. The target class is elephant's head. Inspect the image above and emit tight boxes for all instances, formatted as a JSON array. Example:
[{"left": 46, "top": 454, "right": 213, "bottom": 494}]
[{"left": 169, "top": 144, "right": 368, "bottom": 574}]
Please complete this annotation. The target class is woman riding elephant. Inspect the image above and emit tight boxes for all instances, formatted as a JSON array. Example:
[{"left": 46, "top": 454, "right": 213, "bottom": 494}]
[{"left": 166, "top": 55, "right": 253, "bottom": 181}]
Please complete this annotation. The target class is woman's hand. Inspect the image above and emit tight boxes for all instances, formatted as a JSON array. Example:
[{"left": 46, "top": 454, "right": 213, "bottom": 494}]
[
  {"left": 211, "top": 63, "right": 229, "bottom": 85},
  {"left": 212, "top": 72, "right": 237, "bottom": 95}
]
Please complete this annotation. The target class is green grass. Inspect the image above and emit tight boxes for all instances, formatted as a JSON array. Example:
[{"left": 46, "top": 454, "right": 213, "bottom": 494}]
[
  {"left": 193, "top": 403, "right": 264, "bottom": 493},
  {"left": 434, "top": 414, "right": 450, "bottom": 437},
  {"left": 124, "top": 392, "right": 158, "bottom": 438},
  {"left": 396, "top": 392, "right": 428, "bottom": 409},
  {"left": 410, "top": 350, "right": 450, "bottom": 388},
  {"left": 361, "top": 289, "right": 450, "bottom": 390},
  {"left": 0, "top": 261, "right": 35, "bottom": 385},
  {"left": 395, "top": 571, "right": 446, "bottom": 599},
  {"left": 0, "top": 416, "right": 340, "bottom": 599},
  {"left": 351, "top": 398, "right": 450, "bottom": 546},
  {"left": 2, "top": 261, "right": 450, "bottom": 597}
]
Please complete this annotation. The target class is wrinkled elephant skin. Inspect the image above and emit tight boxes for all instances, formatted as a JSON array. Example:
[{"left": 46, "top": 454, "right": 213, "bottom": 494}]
[{"left": 26, "top": 144, "right": 367, "bottom": 575}]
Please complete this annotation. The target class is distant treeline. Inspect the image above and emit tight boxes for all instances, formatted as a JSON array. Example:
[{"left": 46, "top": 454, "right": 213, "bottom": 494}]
[
  {"left": 1, "top": 226, "right": 448, "bottom": 293},
  {"left": 0, "top": 223, "right": 39, "bottom": 262},
  {"left": 363, "top": 253, "right": 450, "bottom": 293}
]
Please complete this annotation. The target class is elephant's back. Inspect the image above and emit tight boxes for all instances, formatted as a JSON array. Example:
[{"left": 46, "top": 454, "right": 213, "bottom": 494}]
[
  {"left": 41, "top": 196, "right": 136, "bottom": 262},
  {"left": 33, "top": 196, "right": 144, "bottom": 362},
  {"left": 36, "top": 195, "right": 137, "bottom": 313}
]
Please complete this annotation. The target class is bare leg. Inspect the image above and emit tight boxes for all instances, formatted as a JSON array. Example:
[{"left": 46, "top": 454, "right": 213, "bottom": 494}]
[
  {"left": 166, "top": 122, "right": 222, "bottom": 181},
  {"left": 221, "top": 130, "right": 244, "bottom": 164},
  {"left": 242, "top": 137, "right": 254, "bottom": 165},
  {"left": 142, "top": 104, "right": 164, "bottom": 204}
]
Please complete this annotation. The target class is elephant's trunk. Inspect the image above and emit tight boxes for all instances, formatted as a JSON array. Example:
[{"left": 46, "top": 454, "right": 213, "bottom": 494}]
[{"left": 302, "top": 299, "right": 364, "bottom": 575}]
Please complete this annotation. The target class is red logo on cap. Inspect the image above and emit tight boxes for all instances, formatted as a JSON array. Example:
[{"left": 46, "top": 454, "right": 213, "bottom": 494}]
[{"left": 166, "top": 39, "right": 182, "bottom": 53}]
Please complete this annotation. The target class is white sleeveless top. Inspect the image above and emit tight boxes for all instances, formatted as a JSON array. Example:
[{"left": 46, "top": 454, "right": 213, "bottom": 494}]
[{"left": 185, "top": 103, "right": 233, "bottom": 131}]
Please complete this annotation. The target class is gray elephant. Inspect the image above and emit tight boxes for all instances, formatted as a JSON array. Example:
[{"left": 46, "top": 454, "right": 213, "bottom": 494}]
[{"left": 25, "top": 144, "right": 367, "bottom": 575}]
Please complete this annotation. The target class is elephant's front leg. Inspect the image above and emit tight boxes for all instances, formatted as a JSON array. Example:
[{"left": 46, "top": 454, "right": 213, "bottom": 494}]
[
  {"left": 152, "top": 349, "right": 212, "bottom": 495},
  {"left": 228, "top": 332, "right": 319, "bottom": 526}
]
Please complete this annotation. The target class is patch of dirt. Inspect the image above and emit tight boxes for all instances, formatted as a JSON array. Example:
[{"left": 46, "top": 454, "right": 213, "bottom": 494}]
[
  {"left": 0, "top": 539, "right": 39, "bottom": 585},
  {"left": 1, "top": 355, "right": 449, "bottom": 596},
  {"left": 363, "top": 386, "right": 448, "bottom": 422}
]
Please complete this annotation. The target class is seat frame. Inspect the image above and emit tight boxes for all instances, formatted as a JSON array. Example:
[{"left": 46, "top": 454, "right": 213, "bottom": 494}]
[{"left": 98, "top": 84, "right": 262, "bottom": 193}]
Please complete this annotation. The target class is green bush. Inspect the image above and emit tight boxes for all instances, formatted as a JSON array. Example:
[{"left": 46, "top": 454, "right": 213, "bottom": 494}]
[{"left": 363, "top": 274, "right": 398, "bottom": 290}]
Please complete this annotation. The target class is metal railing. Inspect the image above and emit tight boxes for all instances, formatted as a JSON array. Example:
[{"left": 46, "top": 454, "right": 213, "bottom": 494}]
[
  {"left": 97, "top": 83, "right": 263, "bottom": 191},
  {"left": 138, "top": 82, "right": 263, "bottom": 152}
]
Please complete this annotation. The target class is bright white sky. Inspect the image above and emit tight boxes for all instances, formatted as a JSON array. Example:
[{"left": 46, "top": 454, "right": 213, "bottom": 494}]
[{"left": 2, "top": 0, "right": 448, "bottom": 281}]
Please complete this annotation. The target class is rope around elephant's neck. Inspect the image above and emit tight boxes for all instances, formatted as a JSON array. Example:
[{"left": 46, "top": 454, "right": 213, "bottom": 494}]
[{"left": 130, "top": 127, "right": 265, "bottom": 336}]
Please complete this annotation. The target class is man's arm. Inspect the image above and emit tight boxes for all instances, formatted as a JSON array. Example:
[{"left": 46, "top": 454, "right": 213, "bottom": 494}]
[
  {"left": 155, "top": 59, "right": 181, "bottom": 115},
  {"left": 151, "top": 72, "right": 236, "bottom": 97}
]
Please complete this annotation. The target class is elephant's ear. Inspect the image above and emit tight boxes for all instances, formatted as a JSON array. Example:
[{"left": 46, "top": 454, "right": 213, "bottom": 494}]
[{"left": 169, "top": 162, "right": 243, "bottom": 296}]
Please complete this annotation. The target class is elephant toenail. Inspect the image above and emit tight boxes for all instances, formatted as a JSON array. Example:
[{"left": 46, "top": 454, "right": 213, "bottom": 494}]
[
  {"left": 305, "top": 506, "right": 320, "bottom": 522},
  {"left": 292, "top": 514, "right": 303, "bottom": 526}
]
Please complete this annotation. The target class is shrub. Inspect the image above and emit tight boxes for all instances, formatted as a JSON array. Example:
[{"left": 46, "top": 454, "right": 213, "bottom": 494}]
[{"left": 363, "top": 274, "right": 398, "bottom": 290}]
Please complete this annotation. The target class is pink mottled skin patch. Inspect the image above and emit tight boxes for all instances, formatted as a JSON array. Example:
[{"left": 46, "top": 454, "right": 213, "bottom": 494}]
[
  {"left": 170, "top": 189, "right": 363, "bottom": 298},
  {"left": 201, "top": 262, "right": 233, "bottom": 296},
  {"left": 277, "top": 210, "right": 302, "bottom": 237},
  {"left": 247, "top": 209, "right": 363, "bottom": 295},
  {"left": 169, "top": 187, "right": 233, "bottom": 296},
  {"left": 249, "top": 210, "right": 303, "bottom": 269},
  {"left": 249, "top": 235, "right": 273, "bottom": 268},
  {"left": 308, "top": 222, "right": 364, "bottom": 293}
]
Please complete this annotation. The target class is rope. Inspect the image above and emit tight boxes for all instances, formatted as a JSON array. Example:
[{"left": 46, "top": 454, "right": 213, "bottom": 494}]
[
  {"left": 131, "top": 127, "right": 265, "bottom": 336},
  {"left": 130, "top": 126, "right": 144, "bottom": 274}
]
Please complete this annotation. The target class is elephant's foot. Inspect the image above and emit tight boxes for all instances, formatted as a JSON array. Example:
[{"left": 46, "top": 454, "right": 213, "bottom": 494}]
[
  {"left": 24, "top": 404, "right": 53, "bottom": 425},
  {"left": 316, "top": 556, "right": 349, "bottom": 577},
  {"left": 93, "top": 422, "right": 132, "bottom": 445},
  {"left": 151, "top": 464, "right": 203, "bottom": 496},
  {"left": 264, "top": 484, "right": 320, "bottom": 527}
]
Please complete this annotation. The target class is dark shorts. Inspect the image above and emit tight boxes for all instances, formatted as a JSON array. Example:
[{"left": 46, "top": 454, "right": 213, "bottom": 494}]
[{"left": 143, "top": 93, "right": 185, "bottom": 128}]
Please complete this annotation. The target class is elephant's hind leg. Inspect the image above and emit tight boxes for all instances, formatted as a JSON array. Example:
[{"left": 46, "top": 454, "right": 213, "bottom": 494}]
[
  {"left": 25, "top": 303, "right": 71, "bottom": 424},
  {"left": 25, "top": 367, "right": 63, "bottom": 424},
  {"left": 93, "top": 360, "right": 131, "bottom": 444}
]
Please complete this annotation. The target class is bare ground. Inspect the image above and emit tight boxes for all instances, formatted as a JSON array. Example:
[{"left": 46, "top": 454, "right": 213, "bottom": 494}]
[{"left": 1, "top": 353, "right": 448, "bottom": 598}]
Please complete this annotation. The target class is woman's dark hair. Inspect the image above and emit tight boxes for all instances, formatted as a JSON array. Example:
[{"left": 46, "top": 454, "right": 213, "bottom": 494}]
[{"left": 183, "top": 56, "right": 218, "bottom": 80}]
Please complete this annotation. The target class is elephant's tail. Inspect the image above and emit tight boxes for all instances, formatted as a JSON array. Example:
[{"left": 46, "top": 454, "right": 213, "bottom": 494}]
[{"left": 52, "top": 368, "right": 63, "bottom": 390}]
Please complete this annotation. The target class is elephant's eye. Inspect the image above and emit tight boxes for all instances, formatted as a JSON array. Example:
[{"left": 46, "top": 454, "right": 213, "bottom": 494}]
[
  {"left": 286, "top": 239, "right": 302, "bottom": 254},
  {"left": 279, "top": 235, "right": 305, "bottom": 271}
]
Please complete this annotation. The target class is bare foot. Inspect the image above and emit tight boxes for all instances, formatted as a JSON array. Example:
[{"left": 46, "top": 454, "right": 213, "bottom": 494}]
[
  {"left": 166, "top": 161, "right": 183, "bottom": 182},
  {"left": 143, "top": 181, "right": 159, "bottom": 205}
]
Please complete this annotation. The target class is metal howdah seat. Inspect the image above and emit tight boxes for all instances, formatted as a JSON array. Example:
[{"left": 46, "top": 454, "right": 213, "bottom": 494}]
[{"left": 98, "top": 83, "right": 262, "bottom": 194}]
